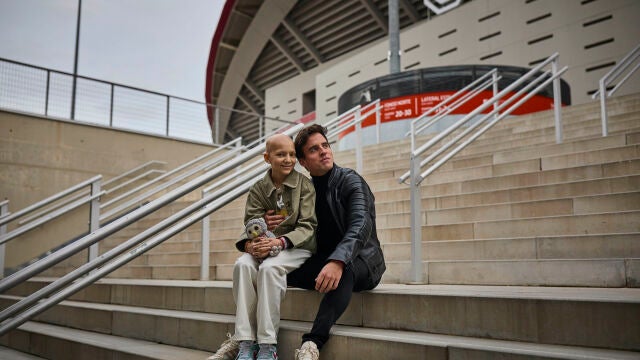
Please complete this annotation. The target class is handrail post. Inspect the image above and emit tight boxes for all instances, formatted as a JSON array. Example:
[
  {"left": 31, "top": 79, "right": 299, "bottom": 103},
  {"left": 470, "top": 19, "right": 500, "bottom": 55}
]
[
  {"left": 492, "top": 70, "right": 499, "bottom": 121},
  {"left": 375, "top": 102, "right": 381, "bottom": 144},
  {"left": 0, "top": 201, "right": 8, "bottom": 278},
  {"left": 215, "top": 106, "right": 221, "bottom": 144},
  {"left": 600, "top": 77, "right": 608, "bottom": 137},
  {"left": 409, "top": 121, "right": 416, "bottom": 153},
  {"left": 355, "top": 109, "right": 363, "bottom": 174},
  {"left": 165, "top": 95, "right": 171, "bottom": 137},
  {"left": 201, "top": 189, "right": 210, "bottom": 280},
  {"left": 408, "top": 155, "right": 424, "bottom": 284},
  {"left": 552, "top": 57, "right": 563, "bottom": 143},
  {"left": 259, "top": 116, "right": 264, "bottom": 142},
  {"left": 88, "top": 179, "right": 101, "bottom": 263}
]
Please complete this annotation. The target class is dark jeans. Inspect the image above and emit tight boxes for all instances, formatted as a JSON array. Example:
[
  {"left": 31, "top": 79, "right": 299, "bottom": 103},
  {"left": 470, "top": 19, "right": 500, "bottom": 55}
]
[{"left": 287, "top": 254, "right": 374, "bottom": 349}]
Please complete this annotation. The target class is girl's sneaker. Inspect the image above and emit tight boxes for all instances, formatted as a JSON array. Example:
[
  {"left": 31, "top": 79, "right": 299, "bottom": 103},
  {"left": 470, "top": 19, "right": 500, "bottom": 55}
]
[
  {"left": 235, "top": 340, "right": 257, "bottom": 360},
  {"left": 256, "top": 343, "right": 278, "bottom": 360}
]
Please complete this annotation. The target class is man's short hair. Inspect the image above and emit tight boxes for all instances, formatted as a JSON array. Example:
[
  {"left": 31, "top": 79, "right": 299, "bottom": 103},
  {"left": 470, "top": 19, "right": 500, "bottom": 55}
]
[{"left": 294, "top": 124, "right": 328, "bottom": 159}]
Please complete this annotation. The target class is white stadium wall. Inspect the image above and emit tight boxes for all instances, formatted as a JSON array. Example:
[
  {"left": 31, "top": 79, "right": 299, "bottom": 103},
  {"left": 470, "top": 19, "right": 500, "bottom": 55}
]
[{"left": 265, "top": 0, "right": 640, "bottom": 129}]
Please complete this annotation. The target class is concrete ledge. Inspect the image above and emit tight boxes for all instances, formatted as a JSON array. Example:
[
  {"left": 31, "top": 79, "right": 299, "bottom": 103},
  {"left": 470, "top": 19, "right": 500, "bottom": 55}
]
[
  {"left": 3, "top": 313, "right": 640, "bottom": 360},
  {"left": 0, "top": 346, "right": 45, "bottom": 360},
  {"left": 1, "top": 322, "right": 210, "bottom": 360},
  {"left": 4, "top": 279, "right": 640, "bottom": 351}
]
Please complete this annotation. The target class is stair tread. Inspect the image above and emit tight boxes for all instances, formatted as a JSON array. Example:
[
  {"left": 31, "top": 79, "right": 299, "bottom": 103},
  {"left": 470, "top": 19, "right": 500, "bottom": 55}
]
[
  {"left": 15, "top": 322, "right": 210, "bottom": 360},
  {"left": 9, "top": 302, "right": 640, "bottom": 360},
  {"left": 27, "top": 277, "right": 640, "bottom": 303},
  {"left": 0, "top": 347, "right": 46, "bottom": 360}
]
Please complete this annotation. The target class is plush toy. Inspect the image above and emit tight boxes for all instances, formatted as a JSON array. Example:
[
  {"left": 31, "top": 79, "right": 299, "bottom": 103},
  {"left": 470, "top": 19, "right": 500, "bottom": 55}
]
[{"left": 245, "top": 217, "right": 275, "bottom": 241}]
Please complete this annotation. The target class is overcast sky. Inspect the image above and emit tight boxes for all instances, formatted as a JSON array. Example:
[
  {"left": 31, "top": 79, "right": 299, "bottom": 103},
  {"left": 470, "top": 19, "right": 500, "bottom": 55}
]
[{"left": 0, "top": 0, "right": 224, "bottom": 102}]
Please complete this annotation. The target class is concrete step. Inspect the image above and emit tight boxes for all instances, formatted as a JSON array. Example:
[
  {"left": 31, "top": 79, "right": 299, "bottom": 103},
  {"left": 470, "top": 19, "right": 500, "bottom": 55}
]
[
  {"left": 382, "top": 233, "right": 640, "bottom": 261},
  {"left": 7, "top": 319, "right": 639, "bottom": 360},
  {"left": 0, "top": 346, "right": 46, "bottom": 360},
  {"left": 3, "top": 279, "right": 640, "bottom": 354},
  {"left": 421, "top": 191, "right": 640, "bottom": 225},
  {"left": 372, "top": 143, "right": 640, "bottom": 187},
  {"left": 337, "top": 112, "right": 639, "bottom": 171},
  {"left": 375, "top": 174, "right": 640, "bottom": 213},
  {"left": 216, "top": 252, "right": 640, "bottom": 287},
  {"left": 383, "top": 258, "right": 640, "bottom": 287},
  {"left": 376, "top": 210, "right": 640, "bottom": 242},
  {"left": 1, "top": 322, "right": 210, "bottom": 360},
  {"left": 371, "top": 158, "right": 640, "bottom": 199}
]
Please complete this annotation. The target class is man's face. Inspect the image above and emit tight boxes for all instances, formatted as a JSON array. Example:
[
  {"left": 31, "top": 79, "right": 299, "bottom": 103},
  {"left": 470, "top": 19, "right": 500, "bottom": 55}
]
[{"left": 299, "top": 133, "right": 333, "bottom": 176}]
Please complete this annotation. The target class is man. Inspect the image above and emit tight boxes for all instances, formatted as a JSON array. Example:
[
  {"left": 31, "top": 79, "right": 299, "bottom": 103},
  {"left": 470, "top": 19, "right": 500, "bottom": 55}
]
[{"left": 266, "top": 124, "right": 386, "bottom": 360}]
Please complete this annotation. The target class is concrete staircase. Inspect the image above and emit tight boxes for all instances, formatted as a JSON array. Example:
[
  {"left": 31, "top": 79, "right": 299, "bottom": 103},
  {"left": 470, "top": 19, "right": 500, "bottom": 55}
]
[
  {"left": 3, "top": 93, "right": 640, "bottom": 358},
  {"left": 1, "top": 278, "right": 639, "bottom": 359}
]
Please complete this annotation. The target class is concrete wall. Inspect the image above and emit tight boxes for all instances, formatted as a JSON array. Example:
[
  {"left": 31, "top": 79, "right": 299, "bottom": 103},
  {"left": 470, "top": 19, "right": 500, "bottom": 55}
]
[
  {"left": 265, "top": 0, "right": 640, "bottom": 125},
  {"left": 0, "top": 110, "right": 216, "bottom": 269}
]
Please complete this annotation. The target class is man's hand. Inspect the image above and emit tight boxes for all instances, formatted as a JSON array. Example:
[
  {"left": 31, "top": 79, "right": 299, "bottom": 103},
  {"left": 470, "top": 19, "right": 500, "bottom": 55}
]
[
  {"left": 315, "top": 260, "right": 344, "bottom": 293},
  {"left": 264, "top": 210, "right": 285, "bottom": 231}
]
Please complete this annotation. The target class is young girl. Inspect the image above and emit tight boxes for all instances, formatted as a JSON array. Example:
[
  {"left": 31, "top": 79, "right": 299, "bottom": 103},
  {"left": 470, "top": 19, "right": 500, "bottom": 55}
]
[{"left": 209, "top": 134, "right": 316, "bottom": 360}]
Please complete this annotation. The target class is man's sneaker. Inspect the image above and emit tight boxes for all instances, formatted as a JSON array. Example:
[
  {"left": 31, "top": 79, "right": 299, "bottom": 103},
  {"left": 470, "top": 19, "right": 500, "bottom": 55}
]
[
  {"left": 256, "top": 343, "right": 278, "bottom": 360},
  {"left": 234, "top": 340, "right": 257, "bottom": 360},
  {"left": 207, "top": 333, "right": 239, "bottom": 360},
  {"left": 294, "top": 341, "right": 319, "bottom": 360}
]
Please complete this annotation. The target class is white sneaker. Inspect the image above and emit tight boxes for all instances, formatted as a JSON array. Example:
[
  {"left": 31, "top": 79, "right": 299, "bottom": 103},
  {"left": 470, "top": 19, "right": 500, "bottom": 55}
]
[
  {"left": 294, "top": 341, "right": 319, "bottom": 360},
  {"left": 207, "top": 333, "right": 239, "bottom": 360}
]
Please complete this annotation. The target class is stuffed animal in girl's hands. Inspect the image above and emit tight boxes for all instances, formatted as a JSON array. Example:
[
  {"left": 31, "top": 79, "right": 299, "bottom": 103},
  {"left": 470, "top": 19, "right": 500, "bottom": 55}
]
[{"left": 245, "top": 217, "right": 275, "bottom": 241}]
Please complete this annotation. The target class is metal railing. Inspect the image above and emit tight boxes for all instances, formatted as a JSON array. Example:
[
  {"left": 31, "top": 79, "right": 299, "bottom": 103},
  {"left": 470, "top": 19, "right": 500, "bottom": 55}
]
[
  {"left": 16, "top": 161, "right": 167, "bottom": 227},
  {"left": 399, "top": 53, "right": 567, "bottom": 283},
  {"left": 0, "top": 57, "right": 290, "bottom": 145},
  {"left": 0, "top": 176, "right": 105, "bottom": 277},
  {"left": 0, "top": 160, "right": 173, "bottom": 276},
  {"left": 0, "top": 136, "right": 249, "bottom": 277},
  {"left": 99, "top": 137, "right": 243, "bottom": 221},
  {"left": 0, "top": 123, "right": 304, "bottom": 336},
  {"left": 324, "top": 100, "right": 382, "bottom": 173},
  {"left": 405, "top": 68, "right": 500, "bottom": 152},
  {"left": 591, "top": 43, "right": 640, "bottom": 136}
]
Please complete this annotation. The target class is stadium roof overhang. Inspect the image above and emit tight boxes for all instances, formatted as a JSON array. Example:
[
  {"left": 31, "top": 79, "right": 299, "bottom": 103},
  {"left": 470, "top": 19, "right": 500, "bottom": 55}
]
[{"left": 205, "top": 0, "right": 450, "bottom": 144}]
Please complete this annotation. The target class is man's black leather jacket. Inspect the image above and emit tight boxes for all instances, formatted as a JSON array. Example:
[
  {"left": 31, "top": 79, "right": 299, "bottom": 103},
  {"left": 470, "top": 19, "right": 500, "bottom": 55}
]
[{"left": 325, "top": 165, "right": 386, "bottom": 286}]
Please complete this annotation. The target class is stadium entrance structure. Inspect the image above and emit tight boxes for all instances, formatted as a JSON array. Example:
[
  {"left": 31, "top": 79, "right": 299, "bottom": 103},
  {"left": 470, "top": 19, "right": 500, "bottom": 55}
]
[{"left": 335, "top": 65, "right": 571, "bottom": 149}]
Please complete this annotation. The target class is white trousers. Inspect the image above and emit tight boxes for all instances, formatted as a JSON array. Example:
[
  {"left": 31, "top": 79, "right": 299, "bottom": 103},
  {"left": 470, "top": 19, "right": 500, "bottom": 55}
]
[{"left": 233, "top": 248, "right": 311, "bottom": 344}]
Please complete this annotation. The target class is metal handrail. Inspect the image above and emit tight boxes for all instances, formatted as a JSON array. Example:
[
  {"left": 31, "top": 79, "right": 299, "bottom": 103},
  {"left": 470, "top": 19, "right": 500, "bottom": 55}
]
[
  {"left": 0, "top": 175, "right": 102, "bottom": 228},
  {"left": 0, "top": 190, "right": 105, "bottom": 246},
  {"left": 402, "top": 69, "right": 555, "bottom": 184},
  {"left": 324, "top": 104, "right": 362, "bottom": 130},
  {"left": 99, "top": 137, "right": 244, "bottom": 221},
  {"left": 399, "top": 52, "right": 563, "bottom": 183},
  {"left": 420, "top": 69, "right": 566, "bottom": 180},
  {"left": 17, "top": 163, "right": 167, "bottom": 226},
  {"left": 325, "top": 100, "right": 381, "bottom": 173},
  {"left": 0, "top": 57, "right": 292, "bottom": 144},
  {"left": 199, "top": 157, "right": 267, "bottom": 280},
  {"left": 326, "top": 102, "right": 380, "bottom": 138},
  {"left": 409, "top": 77, "right": 499, "bottom": 149},
  {"left": 0, "top": 124, "right": 303, "bottom": 294},
  {"left": 591, "top": 43, "right": 640, "bottom": 136},
  {"left": 0, "top": 157, "right": 271, "bottom": 336},
  {"left": 399, "top": 53, "right": 566, "bottom": 283},
  {"left": 102, "top": 169, "right": 166, "bottom": 196},
  {"left": 405, "top": 69, "right": 499, "bottom": 150},
  {"left": 103, "top": 160, "right": 167, "bottom": 187},
  {"left": 413, "top": 78, "right": 495, "bottom": 135}
]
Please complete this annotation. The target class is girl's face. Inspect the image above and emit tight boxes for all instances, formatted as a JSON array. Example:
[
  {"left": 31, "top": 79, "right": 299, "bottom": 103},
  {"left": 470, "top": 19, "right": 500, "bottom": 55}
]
[{"left": 264, "top": 136, "right": 296, "bottom": 181}]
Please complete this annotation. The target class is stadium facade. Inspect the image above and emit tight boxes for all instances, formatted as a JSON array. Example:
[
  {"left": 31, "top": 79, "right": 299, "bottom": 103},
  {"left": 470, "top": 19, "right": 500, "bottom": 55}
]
[{"left": 206, "top": 0, "right": 640, "bottom": 145}]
